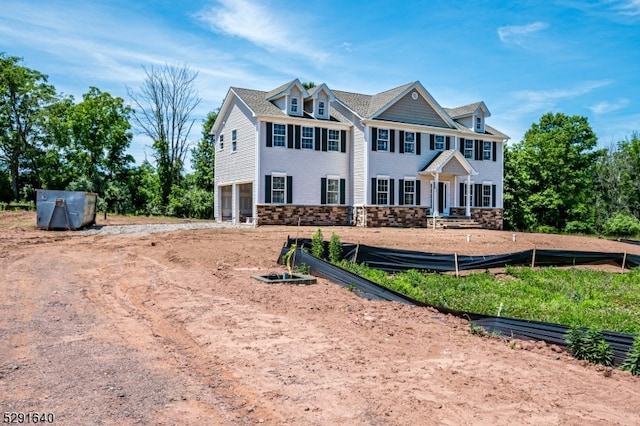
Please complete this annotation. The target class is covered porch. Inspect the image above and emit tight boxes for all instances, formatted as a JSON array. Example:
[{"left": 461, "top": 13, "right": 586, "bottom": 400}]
[{"left": 419, "top": 149, "right": 477, "bottom": 218}]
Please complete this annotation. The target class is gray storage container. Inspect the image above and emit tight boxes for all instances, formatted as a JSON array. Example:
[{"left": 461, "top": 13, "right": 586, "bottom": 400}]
[{"left": 36, "top": 189, "right": 97, "bottom": 230}]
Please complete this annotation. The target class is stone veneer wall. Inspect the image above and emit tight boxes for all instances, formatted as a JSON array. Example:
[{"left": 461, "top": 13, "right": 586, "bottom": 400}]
[
  {"left": 449, "top": 207, "right": 503, "bottom": 230},
  {"left": 256, "top": 204, "right": 350, "bottom": 226},
  {"left": 364, "top": 206, "right": 431, "bottom": 228}
]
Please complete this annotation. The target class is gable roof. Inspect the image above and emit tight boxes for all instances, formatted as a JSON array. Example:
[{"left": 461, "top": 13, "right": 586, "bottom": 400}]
[
  {"left": 213, "top": 80, "right": 508, "bottom": 140},
  {"left": 445, "top": 101, "right": 491, "bottom": 119},
  {"left": 420, "top": 150, "right": 477, "bottom": 175}
]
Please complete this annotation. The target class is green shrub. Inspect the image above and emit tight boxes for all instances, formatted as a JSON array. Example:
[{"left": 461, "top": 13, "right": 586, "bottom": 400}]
[
  {"left": 535, "top": 225, "right": 557, "bottom": 234},
  {"left": 621, "top": 336, "right": 640, "bottom": 376},
  {"left": 328, "top": 232, "right": 342, "bottom": 264},
  {"left": 311, "top": 228, "right": 325, "bottom": 259},
  {"left": 564, "top": 221, "right": 595, "bottom": 235},
  {"left": 566, "top": 327, "right": 613, "bottom": 366},
  {"left": 603, "top": 213, "right": 640, "bottom": 237}
]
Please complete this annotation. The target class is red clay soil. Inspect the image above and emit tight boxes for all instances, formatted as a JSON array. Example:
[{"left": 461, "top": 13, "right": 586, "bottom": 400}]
[{"left": 1, "top": 211, "right": 639, "bottom": 425}]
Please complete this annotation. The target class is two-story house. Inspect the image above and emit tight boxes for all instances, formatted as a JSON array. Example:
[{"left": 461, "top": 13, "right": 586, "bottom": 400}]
[{"left": 212, "top": 79, "right": 509, "bottom": 229}]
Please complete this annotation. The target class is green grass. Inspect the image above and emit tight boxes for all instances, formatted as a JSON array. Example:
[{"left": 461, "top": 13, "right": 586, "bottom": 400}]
[{"left": 340, "top": 261, "right": 640, "bottom": 334}]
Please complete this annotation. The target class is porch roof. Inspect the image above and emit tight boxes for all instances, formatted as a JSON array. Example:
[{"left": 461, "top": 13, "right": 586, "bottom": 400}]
[{"left": 419, "top": 149, "right": 478, "bottom": 176}]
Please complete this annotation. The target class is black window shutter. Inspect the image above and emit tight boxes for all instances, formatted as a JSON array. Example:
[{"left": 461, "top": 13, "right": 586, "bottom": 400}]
[
  {"left": 398, "top": 179, "right": 404, "bottom": 205},
  {"left": 321, "top": 128, "right": 328, "bottom": 152},
  {"left": 371, "top": 127, "right": 378, "bottom": 151},
  {"left": 492, "top": 142, "right": 497, "bottom": 162},
  {"left": 286, "top": 176, "right": 293, "bottom": 204},
  {"left": 459, "top": 182, "right": 465, "bottom": 206},
  {"left": 474, "top": 140, "right": 481, "bottom": 160},
  {"left": 459, "top": 138, "right": 465, "bottom": 153},
  {"left": 415, "top": 180, "right": 421, "bottom": 205},
  {"left": 416, "top": 133, "right": 421, "bottom": 155},
  {"left": 340, "top": 130, "right": 347, "bottom": 153},
  {"left": 399, "top": 131, "right": 404, "bottom": 153},
  {"left": 320, "top": 178, "right": 327, "bottom": 205},
  {"left": 492, "top": 184, "right": 497, "bottom": 207},
  {"left": 266, "top": 122, "right": 273, "bottom": 147},
  {"left": 390, "top": 130, "right": 395, "bottom": 153},
  {"left": 389, "top": 179, "right": 395, "bottom": 205},
  {"left": 265, "top": 175, "right": 272, "bottom": 203},
  {"left": 474, "top": 184, "right": 482, "bottom": 207},
  {"left": 287, "top": 124, "right": 294, "bottom": 149},
  {"left": 430, "top": 134, "right": 435, "bottom": 150},
  {"left": 294, "top": 125, "right": 301, "bottom": 149},
  {"left": 446, "top": 136, "right": 451, "bottom": 150},
  {"left": 314, "top": 127, "right": 321, "bottom": 151},
  {"left": 340, "top": 179, "right": 346, "bottom": 205},
  {"left": 371, "top": 178, "right": 377, "bottom": 205}
]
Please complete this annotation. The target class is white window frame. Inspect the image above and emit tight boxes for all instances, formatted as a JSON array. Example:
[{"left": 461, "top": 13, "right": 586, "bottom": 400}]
[
  {"left": 464, "top": 139, "right": 474, "bottom": 159},
  {"left": 377, "top": 128, "right": 389, "bottom": 151},
  {"left": 318, "top": 101, "right": 325, "bottom": 116},
  {"left": 482, "top": 183, "right": 492, "bottom": 207},
  {"left": 404, "top": 179, "right": 416, "bottom": 205},
  {"left": 328, "top": 129, "right": 340, "bottom": 151},
  {"left": 483, "top": 141, "right": 492, "bottom": 160},
  {"left": 435, "top": 135, "right": 445, "bottom": 151},
  {"left": 301, "top": 126, "right": 314, "bottom": 149},
  {"left": 461, "top": 182, "right": 474, "bottom": 206},
  {"left": 404, "top": 131, "right": 415, "bottom": 154},
  {"left": 271, "top": 174, "right": 286, "bottom": 204},
  {"left": 377, "top": 176, "right": 389, "bottom": 205},
  {"left": 290, "top": 97, "right": 298, "bottom": 113},
  {"left": 476, "top": 116, "right": 482, "bottom": 130},
  {"left": 273, "top": 124, "right": 286, "bottom": 147},
  {"left": 231, "top": 129, "right": 237, "bottom": 152},
  {"left": 326, "top": 176, "right": 340, "bottom": 205},
  {"left": 219, "top": 134, "right": 224, "bottom": 150}
]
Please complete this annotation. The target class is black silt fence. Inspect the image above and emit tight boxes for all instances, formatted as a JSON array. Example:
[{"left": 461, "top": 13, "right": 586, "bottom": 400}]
[{"left": 279, "top": 240, "right": 637, "bottom": 366}]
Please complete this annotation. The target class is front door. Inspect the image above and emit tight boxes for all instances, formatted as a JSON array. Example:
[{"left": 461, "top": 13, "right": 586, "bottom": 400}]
[{"left": 431, "top": 181, "right": 450, "bottom": 216}]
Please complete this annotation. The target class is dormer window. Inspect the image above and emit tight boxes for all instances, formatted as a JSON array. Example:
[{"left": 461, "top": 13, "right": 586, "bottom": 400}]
[
  {"left": 291, "top": 97, "right": 298, "bottom": 113},
  {"left": 476, "top": 117, "right": 482, "bottom": 131},
  {"left": 318, "top": 101, "right": 325, "bottom": 116}
]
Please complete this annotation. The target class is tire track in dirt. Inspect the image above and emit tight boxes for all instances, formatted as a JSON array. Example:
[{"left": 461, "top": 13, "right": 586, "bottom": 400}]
[{"left": 78, "top": 241, "right": 284, "bottom": 425}]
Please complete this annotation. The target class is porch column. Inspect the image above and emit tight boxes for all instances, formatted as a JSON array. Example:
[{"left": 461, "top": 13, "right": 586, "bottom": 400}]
[
  {"left": 433, "top": 173, "right": 440, "bottom": 217},
  {"left": 466, "top": 174, "right": 471, "bottom": 217},
  {"left": 232, "top": 183, "right": 238, "bottom": 225}
]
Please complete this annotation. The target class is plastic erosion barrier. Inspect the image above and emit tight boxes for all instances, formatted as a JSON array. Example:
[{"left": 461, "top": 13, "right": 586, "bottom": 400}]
[
  {"left": 286, "top": 237, "right": 640, "bottom": 272},
  {"left": 278, "top": 240, "right": 636, "bottom": 366},
  {"left": 620, "top": 238, "right": 640, "bottom": 247}
]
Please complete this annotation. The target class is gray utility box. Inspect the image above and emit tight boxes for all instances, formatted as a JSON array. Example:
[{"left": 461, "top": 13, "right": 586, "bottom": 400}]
[{"left": 36, "top": 189, "right": 98, "bottom": 230}]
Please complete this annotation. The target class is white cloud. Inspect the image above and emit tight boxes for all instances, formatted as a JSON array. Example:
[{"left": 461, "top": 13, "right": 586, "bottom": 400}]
[
  {"left": 616, "top": 0, "right": 640, "bottom": 16},
  {"left": 196, "top": 0, "right": 327, "bottom": 62},
  {"left": 497, "top": 21, "right": 549, "bottom": 46},
  {"left": 589, "top": 98, "right": 630, "bottom": 114},
  {"left": 512, "top": 80, "right": 612, "bottom": 113}
]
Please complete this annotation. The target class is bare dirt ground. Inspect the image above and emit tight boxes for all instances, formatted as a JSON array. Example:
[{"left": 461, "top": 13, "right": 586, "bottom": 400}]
[{"left": 1, "top": 210, "right": 639, "bottom": 425}]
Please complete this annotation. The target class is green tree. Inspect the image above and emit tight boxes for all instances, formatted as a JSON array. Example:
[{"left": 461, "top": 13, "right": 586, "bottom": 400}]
[
  {"left": 191, "top": 110, "right": 217, "bottom": 193},
  {"left": 504, "top": 112, "right": 598, "bottom": 231},
  {"left": 0, "top": 53, "right": 56, "bottom": 199}
]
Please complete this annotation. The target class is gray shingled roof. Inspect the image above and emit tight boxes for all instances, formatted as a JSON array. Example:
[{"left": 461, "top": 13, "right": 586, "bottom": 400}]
[
  {"left": 367, "top": 82, "right": 414, "bottom": 116},
  {"left": 265, "top": 79, "right": 297, "bottom": 100},
  {"left": 444, "top": 102, "right": 482, "bottom": 119},
  {"left": 231, "top": 82, "right": 508, "bottom": 139},
  {"left": 420, "top": 149, "right": 477, "bottom": 175},
  {"left": 232, "top": 87, "right": 349, "bottom": 124}
]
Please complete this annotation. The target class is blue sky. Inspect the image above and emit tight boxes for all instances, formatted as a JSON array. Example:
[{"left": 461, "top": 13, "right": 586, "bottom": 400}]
[{"left": 2, "top": 0, "right": 640, "bottom": 166}]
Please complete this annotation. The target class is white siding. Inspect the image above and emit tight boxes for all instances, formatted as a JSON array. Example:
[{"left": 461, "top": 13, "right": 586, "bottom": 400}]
[
  {"left": 258, "top": 122, "right": 350, "bottom": 205},
  {"left": 214, "top": 99, "right": 258, "bottom": 219},
  {"left": 332, "top": 102, "right": 365, "bottom": 205}
]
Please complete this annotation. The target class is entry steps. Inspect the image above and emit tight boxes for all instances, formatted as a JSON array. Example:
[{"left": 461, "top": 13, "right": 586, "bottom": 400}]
[{"left": 427, "top": 216, "right": 484, "bottom": 229}]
